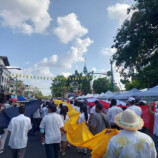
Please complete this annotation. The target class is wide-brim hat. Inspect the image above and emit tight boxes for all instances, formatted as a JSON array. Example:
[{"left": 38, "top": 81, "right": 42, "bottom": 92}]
[{"left": 114, "top": 109, "right": 144, "bottom": 130}]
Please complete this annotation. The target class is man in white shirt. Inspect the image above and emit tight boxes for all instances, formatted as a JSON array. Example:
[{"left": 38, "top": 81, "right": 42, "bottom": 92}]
[
  {"left": 127, "top": 97, "right": 142, "bottom": 116},
  {"left": 41, "top": 104, "right": 48, "bottom": 119},
  {"left": 107, "top": 99, "right": 123, "bottom": 129},
  {"left": 40, "top": 104, "right": 66, "bottom": 158},
  {"left": 8, "top": 106, "right": 32, "bottom": 158},
  {"left": 4, "top": 101, "right": 10, "bottom": 109},
  {"left": 103, "top": 109, "right": 157, "bottom": 158},
  {"left": 149, "top": 104, "right": 158, "bottom": 153},
  {"left": 32, "top": 107, "right": 41, "bottom": 135}
]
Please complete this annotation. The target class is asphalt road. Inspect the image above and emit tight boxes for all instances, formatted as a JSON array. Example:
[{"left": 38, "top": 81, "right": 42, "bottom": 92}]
[{"left": 0, "top": 133, "right": 91, "bottom": 158}]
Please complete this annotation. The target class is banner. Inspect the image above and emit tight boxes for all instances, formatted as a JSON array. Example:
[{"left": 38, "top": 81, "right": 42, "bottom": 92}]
[{"left": 9, "top": 73, "right": 96, "bottom": 81}]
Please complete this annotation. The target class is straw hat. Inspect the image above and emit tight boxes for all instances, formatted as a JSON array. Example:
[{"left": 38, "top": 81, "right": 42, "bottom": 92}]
[{"left": 114, "top": 109, "right": 144, "bottom": 130}]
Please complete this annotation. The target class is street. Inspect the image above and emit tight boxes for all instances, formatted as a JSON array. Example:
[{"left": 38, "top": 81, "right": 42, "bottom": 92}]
[{"left": 1, "top": 133, "right": 91, "bottom": 158}]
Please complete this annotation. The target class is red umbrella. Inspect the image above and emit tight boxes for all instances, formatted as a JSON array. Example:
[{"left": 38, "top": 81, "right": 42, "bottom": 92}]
[{"left": 11, "top": 98, "right": 18, "bottom": 102}]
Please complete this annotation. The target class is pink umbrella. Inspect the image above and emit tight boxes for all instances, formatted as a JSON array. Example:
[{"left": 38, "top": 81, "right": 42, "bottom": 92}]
[{"left": 11, "top": 98, "right": 18, "bottom": 102}]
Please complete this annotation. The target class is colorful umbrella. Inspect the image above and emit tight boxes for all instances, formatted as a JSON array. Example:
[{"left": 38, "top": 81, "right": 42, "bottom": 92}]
[
  {"left": 18, "top": 97, "right": 27, "bottom": 101},
  {"left": 10, "top": 98, "right": 18, "bottom": 102}
]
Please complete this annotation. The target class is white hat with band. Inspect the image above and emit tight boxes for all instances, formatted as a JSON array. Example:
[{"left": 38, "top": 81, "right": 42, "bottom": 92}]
[{"left": 114, "top": 109, "right": 144, "bottom": 130}]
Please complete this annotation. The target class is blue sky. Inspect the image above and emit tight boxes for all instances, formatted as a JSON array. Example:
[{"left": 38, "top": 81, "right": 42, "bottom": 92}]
[{"left": 0, "top": 0, "right": 134, "bottom": 95}]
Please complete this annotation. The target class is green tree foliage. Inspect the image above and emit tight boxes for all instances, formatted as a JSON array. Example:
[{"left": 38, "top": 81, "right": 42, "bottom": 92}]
[
  {"left": 93, "top": 78, "right": 111, "bottom": 94},
  {"left": 50, "top": 71, "right": 93, "bottom": 97},
  {"left": 112, "top": 0, "right": 158, "bottom": 89},
  {"left": 125, "top": 80, "right": 142, "bottom": 90},
  {"left": 35, "top": 91, "right": 43, "bottom": 99},
  {"left": 51, "top": 75, "right": 67, "bottom": 97}
]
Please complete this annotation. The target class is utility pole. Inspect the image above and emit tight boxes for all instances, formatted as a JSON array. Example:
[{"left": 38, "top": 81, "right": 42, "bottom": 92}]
[{"left": 110, "top": 59, "right": 114, "bottom": 92}]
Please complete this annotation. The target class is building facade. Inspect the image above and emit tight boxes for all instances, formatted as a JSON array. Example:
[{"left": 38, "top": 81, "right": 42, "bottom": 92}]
[{"left": 0, "top": 56, "right": 11, "bottom": 102}]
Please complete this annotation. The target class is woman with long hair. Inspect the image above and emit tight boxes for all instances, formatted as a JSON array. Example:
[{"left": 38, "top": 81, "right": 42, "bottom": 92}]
[{"left": 60, "top": 106, "right": 69, "bottom": 156}]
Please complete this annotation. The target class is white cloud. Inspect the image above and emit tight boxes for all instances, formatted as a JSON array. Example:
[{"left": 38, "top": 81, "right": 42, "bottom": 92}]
[
  {"left": 92, "top": 67, "right": 97, "bottom": 73},
  {"left": 107, "top": 3, "right": 133, "bottom": 25},
  {"left": 99, "top": 69, "right": 109, "bottom": 74},
  {"left": 61, "top": 72, "right": 72, "bottom": 78},
  {"left": 0, "top": 0, "right": 51, "bottom": 34},
  {"left": 101, "top": 47, "right": 117, "bottom": 56},
  {"left": 53, "top": 13, "right": 88, "bottom": 44},
  {"left": 35, "top": 37, "right": 93, "bottom": 69},
  {"left": 8, "top": 65, "right": 54, "bottom": 96}
]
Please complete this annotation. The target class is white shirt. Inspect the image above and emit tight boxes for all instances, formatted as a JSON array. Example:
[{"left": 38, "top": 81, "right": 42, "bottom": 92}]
[
  {"left": 154, "top": 113, "right": 158, "bottom": 136},
  {"left": 107, "top": 106, "right": 123, "bottom": 124},
  {"left": 61, "top": 115, "right": 69, "bottom": 124},
  {"left": 8, "top": 114, "right": 32, "bottom": 149},
  {"left": 70, "top": 104, "right": 75, "bottom": 108},
  {"left": 74, "top": 106, "right": 80, "bottom": 112},
  {"left": 4, "top": 103, "right": 10, "bottom": 109},
  {"left": 41, "top": 107, "right": 48, "bottom": 118},
  {"left": 103, "top": 130, "right": 157, "bottom": 158},
  {"left": 33, "top": 109, "right": 41, "bottom": 118},
  {"left": 90, "top": 106, "right": 96, "bottom": 114},
  {"left": 40, "top": 113, "right": 64, "bottom": 144},
  {"left": 77, "top": 113, "right": 90, "bottom": 124},
  {"left": 128, "top": 105, "right": 142, "bottom": 116},
  {"left": 56, "top": 107, "right": 61, "bottom": 114}
]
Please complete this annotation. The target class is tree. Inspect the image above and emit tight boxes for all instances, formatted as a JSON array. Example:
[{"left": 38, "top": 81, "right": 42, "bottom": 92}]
[
  {"left": 93, "top": 77, "right": 111, "bottom": 94},
  {"left": 50, "top": 71, "right": 93, "bottom": 97},
  {"left": 68, "top": 71, "right": 92, "bottom": 94},
  {"left": 112, "top": 0, "right": 158, "bottom": 89},
  {"left": 50, "top": 75, "right": 67, "bottom": 97},
  {"left": 35, "top": 91, "right": 43, "bottom": 99},
  {"left": 125, "top": 80, "right": 142, "bottom": 90}
]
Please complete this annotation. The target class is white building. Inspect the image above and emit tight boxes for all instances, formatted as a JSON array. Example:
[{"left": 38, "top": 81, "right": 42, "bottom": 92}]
[{"left": 0, "top": 56, "right": 10, "bottom": 102}]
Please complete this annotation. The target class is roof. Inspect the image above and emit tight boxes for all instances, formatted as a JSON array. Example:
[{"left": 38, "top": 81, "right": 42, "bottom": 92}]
[{"left": 0, "top": 56, "right": 10, "bottom": 66}]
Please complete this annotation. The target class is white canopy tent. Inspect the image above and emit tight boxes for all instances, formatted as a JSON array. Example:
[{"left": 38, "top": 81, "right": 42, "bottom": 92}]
[
  {"left": 97, "top": 91, "right": 113, "bottom": 99},
  {"left": 135, "top": 85, "right": 158, "bottom": 97},
  {"left": 110, "top": 91, "right": 122, "bottom": 99},
  {"left": 114, "top": 88, "right": 140, "bottom": 100}
]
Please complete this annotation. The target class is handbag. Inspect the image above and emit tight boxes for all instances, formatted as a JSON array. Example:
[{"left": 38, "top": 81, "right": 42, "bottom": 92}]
[{"left": 100, "top": 113, "right": 109, "bottom": 128}]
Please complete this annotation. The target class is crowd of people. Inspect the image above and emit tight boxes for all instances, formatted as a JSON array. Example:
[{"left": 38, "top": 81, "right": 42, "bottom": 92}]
[{"left": 0, "top": 97, "right": 157, "bottom": 158}]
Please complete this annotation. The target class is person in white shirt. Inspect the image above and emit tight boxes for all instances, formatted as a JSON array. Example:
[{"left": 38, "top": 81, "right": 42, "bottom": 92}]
[
  {"left": 56, "top": 103, "right": 62, "bottom": 114},
  {"left": 70, "top": 100, "right": 74, "bottom": 108},
  {"left": 90, "top": 100, "right": 99, "bottom": 115},
  {"left": 103, "top": 109, "right": 157, "bottom": 158},
  {"left": 74, "top": 101, "right": 81, "bottom": 112},
  {"left": 41, "top": 104, "right": 48, "bottom": 119},
  {"left": 127, "top": 97, "right": 142, "bottom": 116},
  {"left": 32, "top": 108, "right": 41, "bottom": 135},
  {"left": 40, "top": 104, "right": 66, "bottom": 158},
  {"left": 77, "top": 105, "right": 90, "bottom": 154},
  {"left": 88, "top": 100, "right": 99, "bottom": 125},
  {"left": 4, "top": 101, "right": 10, "bottom": 109},
  {"left": 0, "top": 128, "right": 8, "bottom": 154},
  {"left": 149, "top": 104, "right": 158, "bottom": 153},
  {"left": 8, "top": 106, "right": 32, "bottom": 158},
  {"left": 60, "top": 106, "right": 69, "bottom": 156},
  {"left": 107, "top": 99, "right": 123, "bottom": 129}
]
